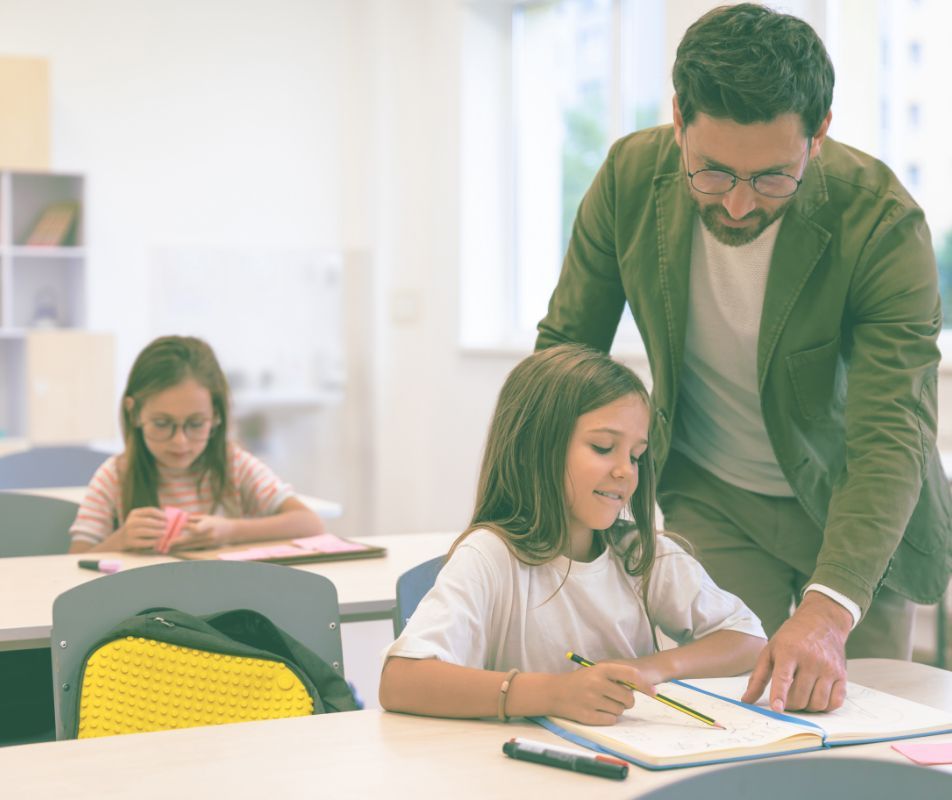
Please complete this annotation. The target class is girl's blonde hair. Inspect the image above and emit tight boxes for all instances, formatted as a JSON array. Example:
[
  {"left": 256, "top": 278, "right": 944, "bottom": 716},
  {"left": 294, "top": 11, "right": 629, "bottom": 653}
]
[
  {"left": 119, "top": 336, "right": 231, "bottom": 519},
  {"left": 459, "top": 343, "right": 657, "bottom": 580}
]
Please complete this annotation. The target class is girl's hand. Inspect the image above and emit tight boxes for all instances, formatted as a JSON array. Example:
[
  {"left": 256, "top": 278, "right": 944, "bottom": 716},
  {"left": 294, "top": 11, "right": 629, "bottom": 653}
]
[
  {"left": 173, "top": 514, "right": 235, "bottom": 550},
  {"left": 115, "top": 507, "right": 167, "bottom": 551},
  {"left": 548, "top": 662, "right": 652, "bottom": 725}
]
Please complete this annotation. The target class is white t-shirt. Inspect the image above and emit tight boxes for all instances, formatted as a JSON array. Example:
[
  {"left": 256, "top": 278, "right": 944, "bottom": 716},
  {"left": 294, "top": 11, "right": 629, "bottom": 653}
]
[{"left": 386, "top": 528, "right": 765, "bottom": 673}]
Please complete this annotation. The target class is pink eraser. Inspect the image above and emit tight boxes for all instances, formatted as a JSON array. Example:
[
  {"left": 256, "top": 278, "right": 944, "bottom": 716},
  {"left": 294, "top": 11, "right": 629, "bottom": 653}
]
[{"left": 98, "top": 559, "right": 122, "bottom": 574}]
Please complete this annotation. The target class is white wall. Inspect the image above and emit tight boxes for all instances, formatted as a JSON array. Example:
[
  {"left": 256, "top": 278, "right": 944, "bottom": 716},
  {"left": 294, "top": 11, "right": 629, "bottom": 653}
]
[{"left": 0, "top": 0, "right": 510, "bottom": 538}]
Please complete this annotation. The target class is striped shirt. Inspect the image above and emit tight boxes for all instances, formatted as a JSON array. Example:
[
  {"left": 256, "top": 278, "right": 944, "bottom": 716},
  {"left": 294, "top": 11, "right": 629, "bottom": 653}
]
[{"left": 69, "top": 442, "right": 295, "bottom": 546}]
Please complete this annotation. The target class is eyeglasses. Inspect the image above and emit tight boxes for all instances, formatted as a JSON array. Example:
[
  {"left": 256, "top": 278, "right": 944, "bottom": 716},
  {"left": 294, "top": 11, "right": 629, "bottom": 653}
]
[
  {"left": 682, "top": 132, "right": 811, "bottom": 199},
  {"left": 139, "top": 416, "right": 219, "bottom": 442}
]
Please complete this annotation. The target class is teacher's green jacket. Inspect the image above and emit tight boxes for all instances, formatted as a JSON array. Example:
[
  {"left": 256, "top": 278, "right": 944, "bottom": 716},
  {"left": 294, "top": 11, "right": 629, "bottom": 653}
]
[{"left": 537, "top": 125, "right": 952, "bottom": 614}]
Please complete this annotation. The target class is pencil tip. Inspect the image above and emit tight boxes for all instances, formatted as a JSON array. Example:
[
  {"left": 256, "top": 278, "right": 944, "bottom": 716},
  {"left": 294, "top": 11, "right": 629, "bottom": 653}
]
[{"left": 713, "top": 723, "right": 726, "bottom": 730}]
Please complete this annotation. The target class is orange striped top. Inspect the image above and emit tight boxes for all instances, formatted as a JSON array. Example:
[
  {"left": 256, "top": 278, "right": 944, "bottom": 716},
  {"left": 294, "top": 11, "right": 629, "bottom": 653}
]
[{"left": 69, "top": 442, "right": 294, "bottom": 545}]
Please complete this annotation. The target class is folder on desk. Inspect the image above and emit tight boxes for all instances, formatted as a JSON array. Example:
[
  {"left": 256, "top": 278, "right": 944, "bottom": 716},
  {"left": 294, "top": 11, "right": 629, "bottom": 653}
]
[{"left": 175, "top": 533, "right": 386, "bottom": 564}]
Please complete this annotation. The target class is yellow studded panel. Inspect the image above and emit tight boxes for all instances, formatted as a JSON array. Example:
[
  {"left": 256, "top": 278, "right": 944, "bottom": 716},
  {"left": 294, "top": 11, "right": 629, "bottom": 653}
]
[{"left": 77, "top": 636, "right": 313, "bottom": 738}]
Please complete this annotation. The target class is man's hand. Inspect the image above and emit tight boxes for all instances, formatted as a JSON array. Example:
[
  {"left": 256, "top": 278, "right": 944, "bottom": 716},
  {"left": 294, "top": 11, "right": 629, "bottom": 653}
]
[{"left": 742, "top": 592, "right": 852, "bottom": 712}]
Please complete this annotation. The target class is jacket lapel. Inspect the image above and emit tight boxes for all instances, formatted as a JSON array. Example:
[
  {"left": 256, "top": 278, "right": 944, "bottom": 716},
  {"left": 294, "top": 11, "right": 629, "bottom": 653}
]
[
  {"left": 653, "top": 171, "right": 694, "bottom": 385},
  {"left": 757, "top": 157, "right": 832, "bottom": 388}
]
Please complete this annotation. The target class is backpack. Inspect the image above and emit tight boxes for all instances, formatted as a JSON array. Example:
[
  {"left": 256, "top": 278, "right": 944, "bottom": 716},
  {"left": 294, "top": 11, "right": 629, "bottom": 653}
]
[{"left": 73, "top": 607, "right": 359, "bottom": 738}]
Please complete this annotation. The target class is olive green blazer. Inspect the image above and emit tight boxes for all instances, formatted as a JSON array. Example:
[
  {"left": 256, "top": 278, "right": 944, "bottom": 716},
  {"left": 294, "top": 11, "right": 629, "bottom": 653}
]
[{"left": 537, "top": 125, "right": 952, "bottom": 612}]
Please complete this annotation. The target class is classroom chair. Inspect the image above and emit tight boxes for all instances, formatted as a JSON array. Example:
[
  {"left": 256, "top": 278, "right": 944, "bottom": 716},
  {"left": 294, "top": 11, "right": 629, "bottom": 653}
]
[
  {"left": 50, "top": 560, "right": 345, "bottom": 740},
  {"left": 638, "top": 755, "right": 952, "bottom": 799},
  {"left": 0, "top": 492, "right": 79, "bottom": 557},
  {"left": 393, "top": 554, "right": 444, "bottom": 637},
  {"left": 0, "top": 445, "right": 111, "bottom": 489}
]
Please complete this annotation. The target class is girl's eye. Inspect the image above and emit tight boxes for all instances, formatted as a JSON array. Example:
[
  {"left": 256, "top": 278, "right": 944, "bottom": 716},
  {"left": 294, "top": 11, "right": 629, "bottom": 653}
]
[
  {"left": 152, "top": 419, "right": 173, "bottom": 429},
  {"left": 591, "top": 444, "right": 612, "bottom": 455}
]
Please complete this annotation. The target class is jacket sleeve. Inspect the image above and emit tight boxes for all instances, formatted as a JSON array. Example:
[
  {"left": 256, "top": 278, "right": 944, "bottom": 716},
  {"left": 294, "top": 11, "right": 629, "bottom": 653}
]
[
  {"left": 811, "top": 196, "right": 943, "bottom": 612},
  {"left": 535, "top": 142, "right": 629, "bottom": 353}
]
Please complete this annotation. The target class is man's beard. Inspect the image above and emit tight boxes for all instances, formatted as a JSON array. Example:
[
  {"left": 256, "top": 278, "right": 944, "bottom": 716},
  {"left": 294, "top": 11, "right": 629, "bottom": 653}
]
[{"left": 696, "top": 199, "right": 791, "bottom": 247}]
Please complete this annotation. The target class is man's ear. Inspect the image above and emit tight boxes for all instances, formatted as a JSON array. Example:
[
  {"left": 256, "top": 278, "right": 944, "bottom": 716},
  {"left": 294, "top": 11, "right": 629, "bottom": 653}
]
[
  {"left": 810, "top": 111, "right": 832, "bottom": 157},
  {"left": 672, "top": 95, "right": 684, "bottom": 147}
]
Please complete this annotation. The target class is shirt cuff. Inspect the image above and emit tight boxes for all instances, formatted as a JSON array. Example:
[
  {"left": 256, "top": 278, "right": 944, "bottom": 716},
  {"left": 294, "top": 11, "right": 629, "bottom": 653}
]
[{"left": 803, "top": 584, "right": 861, "bottom": 630}]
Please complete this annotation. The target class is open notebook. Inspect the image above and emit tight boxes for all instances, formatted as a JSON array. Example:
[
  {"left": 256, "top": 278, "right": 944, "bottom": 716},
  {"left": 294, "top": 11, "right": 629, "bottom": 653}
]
[
  {"left": 175, "top": 533, "right": 386, "bottom": 564},
  {"left": 536, "top": 676, "right": 952, "bottom": 770}
]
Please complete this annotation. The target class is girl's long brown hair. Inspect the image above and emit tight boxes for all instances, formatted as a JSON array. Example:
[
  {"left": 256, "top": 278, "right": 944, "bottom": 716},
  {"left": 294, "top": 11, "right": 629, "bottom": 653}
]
[
  {"left": 119, "top": 336, "right": 231, "bottom": 520},
  {"left": 457, "top": 343, "right": 657, "bottom": 584}
]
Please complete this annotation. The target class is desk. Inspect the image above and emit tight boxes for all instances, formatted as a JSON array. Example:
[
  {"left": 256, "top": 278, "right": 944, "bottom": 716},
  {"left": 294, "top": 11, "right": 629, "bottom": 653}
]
[
  {"left": 8, "top": 485, "right": 345, "bottom": 519},
  {"left": 2, "top": 660, "right": 951, "bottom": 798},
  {"left": 0, "top": 531, "right": 457, "bottom": 651}
]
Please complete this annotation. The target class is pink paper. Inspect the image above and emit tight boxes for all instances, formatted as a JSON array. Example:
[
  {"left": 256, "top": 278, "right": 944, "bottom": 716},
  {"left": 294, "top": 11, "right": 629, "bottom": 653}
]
[
  {"left": 891, "top": 741, "right": 952, "bottom": 765},
  {"left": 218, "top": 544, "right": 310, "bottom": 561},
  {"left": 157, "top": 507, "right": 189, "bottom": 554},
  {"left": 291, "top": 534, "right": 366, "bottom": 554}
]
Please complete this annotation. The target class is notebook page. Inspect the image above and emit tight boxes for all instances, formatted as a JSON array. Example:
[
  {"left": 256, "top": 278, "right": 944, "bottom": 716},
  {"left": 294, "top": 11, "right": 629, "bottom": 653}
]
[
  {"left": 550, "top": 680, "right": 818, "bottom": 762},
  {"left": 685, "top": 677, "right": 952, "bottom": 741}
]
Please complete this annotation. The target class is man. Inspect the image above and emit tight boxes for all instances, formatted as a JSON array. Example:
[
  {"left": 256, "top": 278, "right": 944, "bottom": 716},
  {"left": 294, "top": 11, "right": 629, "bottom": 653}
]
[{"left": 536, "top": 3, "right": 952, "bottom": 713}]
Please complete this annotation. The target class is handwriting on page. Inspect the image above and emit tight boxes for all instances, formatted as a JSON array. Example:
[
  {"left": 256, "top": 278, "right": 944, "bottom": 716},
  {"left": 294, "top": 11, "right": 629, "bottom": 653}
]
[
  {"left": 555, "top": 683, "right": 813, "bottom": 759},
  {"left": 683, "top": 676, "right": 952, "bottom": 740}
]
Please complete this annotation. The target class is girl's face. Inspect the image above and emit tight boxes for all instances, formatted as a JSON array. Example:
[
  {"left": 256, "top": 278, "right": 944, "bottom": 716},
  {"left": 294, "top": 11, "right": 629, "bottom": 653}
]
[
  {"left": 129, "top": 378, "right": 216, "bottom": 470},
  {"left": 563, "top": 393, "right": 650, "bottom": 555}
]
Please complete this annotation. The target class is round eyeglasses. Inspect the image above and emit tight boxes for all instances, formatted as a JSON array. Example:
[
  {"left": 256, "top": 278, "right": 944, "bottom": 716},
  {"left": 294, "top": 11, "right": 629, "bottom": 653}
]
[
  {"left": 140, "top": 417, "right": 219, "bottom": 442},
  {"left": 682, "top": 132, "right": 812, "bottom": 199}
]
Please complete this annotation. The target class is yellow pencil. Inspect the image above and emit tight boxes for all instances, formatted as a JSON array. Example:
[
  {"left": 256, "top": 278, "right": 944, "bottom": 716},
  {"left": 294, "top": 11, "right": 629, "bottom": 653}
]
[{"left": 566, "top": 651, "right": 725, "bottom": 730}]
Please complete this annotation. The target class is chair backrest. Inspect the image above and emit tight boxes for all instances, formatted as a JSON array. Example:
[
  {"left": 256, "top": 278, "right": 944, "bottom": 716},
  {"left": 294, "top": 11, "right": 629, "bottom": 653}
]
[
  {"left": 393, "top": 554, "right": 445, "bottom": 637},
  {"left": 50, "top": 560, "right": 344, "bottom": 740},
  {"left": 0, "top": 445, "right": 112, "bottom": 489},
  {"left": 0, "top": 492, "right": 79, "bottom": 556},
  {"left": 638, "top": 756, "right": 952, "bottom": 799}
]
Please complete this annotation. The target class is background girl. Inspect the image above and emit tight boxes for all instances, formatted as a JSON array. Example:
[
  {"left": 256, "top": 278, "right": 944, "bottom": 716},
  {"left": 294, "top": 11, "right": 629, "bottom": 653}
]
[
  {"left": 380, "top": 344, "right": 765, "bottom": 725},
  {"left": 69, "top": 335, "right": 324, "bottom": 553}
]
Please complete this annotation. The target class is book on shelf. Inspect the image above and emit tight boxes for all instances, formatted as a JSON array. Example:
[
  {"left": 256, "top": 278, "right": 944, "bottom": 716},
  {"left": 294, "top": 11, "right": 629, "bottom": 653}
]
[
  {"left": 536, "top": 675, "right": 952, "bottom": 770},
  {"left": 25, "top": 201, "right": 79, "bottom": 246},
  {"left": 174, "top": 532, "right": 386, "bottom": 564}
]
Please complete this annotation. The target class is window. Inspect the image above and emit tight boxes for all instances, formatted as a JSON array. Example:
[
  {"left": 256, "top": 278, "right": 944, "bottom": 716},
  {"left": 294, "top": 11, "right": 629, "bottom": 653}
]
[{"left": 460, "top": 1, "right": 952, "bottom": 349}]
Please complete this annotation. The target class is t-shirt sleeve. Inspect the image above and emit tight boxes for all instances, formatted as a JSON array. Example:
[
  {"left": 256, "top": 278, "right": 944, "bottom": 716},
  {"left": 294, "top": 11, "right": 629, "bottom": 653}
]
[
  {"left": 229, "top": 444, "right": 295, "bottom": 516},
  {"left": 385, "top": 536, "right": 507, "bottom": 668},
  {"left": 647, "top": 535, "right": 766, "bottom": 644},
  {"left": 68, "top": 457, "right": 122, "bottom": 546}
]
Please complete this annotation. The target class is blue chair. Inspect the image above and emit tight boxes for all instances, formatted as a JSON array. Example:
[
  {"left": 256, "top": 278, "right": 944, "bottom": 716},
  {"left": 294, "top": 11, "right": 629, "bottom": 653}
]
[
  {"left": 393, "top": 555, "right": 445, "bottom": 637},
  {"left": 51, "top": 560, "right": 346, "bottom": 740},
  {"left": 0, "top": 492, "right": 79, "bottom": 557},
  {"left": 0, "top": 445, "right": 112, "bottom": 489}
]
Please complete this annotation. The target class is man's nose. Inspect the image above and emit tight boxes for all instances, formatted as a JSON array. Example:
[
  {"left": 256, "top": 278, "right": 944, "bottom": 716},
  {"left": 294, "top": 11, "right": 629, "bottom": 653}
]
[{"left": 721, "top": 181, "right": 757, "bottom": 220}]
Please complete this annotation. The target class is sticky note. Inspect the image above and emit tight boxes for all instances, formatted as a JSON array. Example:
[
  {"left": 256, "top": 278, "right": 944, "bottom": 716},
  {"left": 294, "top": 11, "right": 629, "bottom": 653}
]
[{"left": 891, "top": 741, "right": 952, "bottom": 765}]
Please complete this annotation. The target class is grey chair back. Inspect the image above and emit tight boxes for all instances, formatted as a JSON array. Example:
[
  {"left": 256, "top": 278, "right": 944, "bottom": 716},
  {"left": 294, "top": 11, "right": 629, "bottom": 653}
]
[
  {"left": 0, "top": 446, "right": 111, "bottom": 489},
  {"left": 0, "top": 492, "right": 79, "bottom": 556},
  {"left": 393, "top": 554, "right": 445, "bottom": 637},
  {"left": 637, "top": 756, "right": 952, "bottom": 799},
  {"left": 50, "top": 560, "right": 344, "bottom": 739}
]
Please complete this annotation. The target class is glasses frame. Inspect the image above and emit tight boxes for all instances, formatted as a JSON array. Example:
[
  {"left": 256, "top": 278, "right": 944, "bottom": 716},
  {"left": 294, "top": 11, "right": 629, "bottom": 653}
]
[
  {"left": 681, "top": 131, "right": 813, "bottom": 199},
  {"left": 138, "top": 415, "right": 221, "bottom": 443}
]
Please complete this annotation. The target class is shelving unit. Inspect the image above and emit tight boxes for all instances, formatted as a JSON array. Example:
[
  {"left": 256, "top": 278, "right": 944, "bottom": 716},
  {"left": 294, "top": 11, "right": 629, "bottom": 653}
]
[{"left": 0, "top": 170, "right": 114, "bottom": 442}]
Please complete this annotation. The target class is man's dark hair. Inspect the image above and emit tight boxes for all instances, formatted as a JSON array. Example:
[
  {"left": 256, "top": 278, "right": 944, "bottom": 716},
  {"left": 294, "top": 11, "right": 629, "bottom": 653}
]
[{"left": 673, "top": 3, "right": 834, "bottom": 136}]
